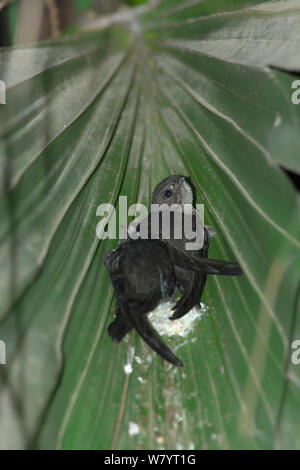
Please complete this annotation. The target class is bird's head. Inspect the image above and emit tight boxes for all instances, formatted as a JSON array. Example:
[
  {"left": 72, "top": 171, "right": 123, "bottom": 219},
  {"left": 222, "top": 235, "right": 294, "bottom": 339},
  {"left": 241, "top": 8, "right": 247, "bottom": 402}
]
[{"left": 151, "top": 175, "right": 193, "bottom": 206}]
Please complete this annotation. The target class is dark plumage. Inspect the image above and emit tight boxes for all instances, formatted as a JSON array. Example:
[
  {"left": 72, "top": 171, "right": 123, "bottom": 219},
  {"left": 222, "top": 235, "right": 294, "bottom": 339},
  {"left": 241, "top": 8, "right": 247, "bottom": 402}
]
[
  {"left": 104, "top": 238, "right": 182, "bottom": 367},
  {"left": 104, "top": 175, "right": 243, "bottom": 367}
]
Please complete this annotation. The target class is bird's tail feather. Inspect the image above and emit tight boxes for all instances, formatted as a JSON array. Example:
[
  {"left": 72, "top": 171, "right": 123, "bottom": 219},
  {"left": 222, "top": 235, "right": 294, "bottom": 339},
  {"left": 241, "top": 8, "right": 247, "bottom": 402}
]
[{"left": 119, "top": 301, "right": 183, "bottom": 367}]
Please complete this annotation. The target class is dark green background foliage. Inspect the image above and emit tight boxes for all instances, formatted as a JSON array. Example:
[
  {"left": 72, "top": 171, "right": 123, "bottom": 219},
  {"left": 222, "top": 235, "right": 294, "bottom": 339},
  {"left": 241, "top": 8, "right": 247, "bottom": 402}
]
[{"left": 0, "top": 0, "right": 299, "bottom": 449}]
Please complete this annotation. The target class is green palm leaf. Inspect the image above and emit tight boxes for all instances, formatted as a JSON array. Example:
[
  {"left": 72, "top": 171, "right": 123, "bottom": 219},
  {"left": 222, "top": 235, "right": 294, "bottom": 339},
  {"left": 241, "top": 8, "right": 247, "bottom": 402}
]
[{"left": 0, "top": 0, "right": 299, "bottom": 450}]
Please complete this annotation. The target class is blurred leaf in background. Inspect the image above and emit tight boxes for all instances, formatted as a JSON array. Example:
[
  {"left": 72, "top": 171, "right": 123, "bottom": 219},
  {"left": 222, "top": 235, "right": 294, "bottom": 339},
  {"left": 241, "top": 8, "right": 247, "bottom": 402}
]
[
  {"left": 0, "top": 0, "right": 299, "bottom": 450},
  {"left": 127, "top": 0, "right": 148, "bottom": 5}
]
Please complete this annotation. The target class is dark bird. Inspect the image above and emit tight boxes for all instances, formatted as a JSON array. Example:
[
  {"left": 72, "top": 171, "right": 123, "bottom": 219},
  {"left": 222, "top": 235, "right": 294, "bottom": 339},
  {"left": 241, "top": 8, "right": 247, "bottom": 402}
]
[
  {"left": 104, "top": 238, "right": 182, "bottom": 366},
  {"left": 104, "top": 175, "right": 243, "bottom": 367}
]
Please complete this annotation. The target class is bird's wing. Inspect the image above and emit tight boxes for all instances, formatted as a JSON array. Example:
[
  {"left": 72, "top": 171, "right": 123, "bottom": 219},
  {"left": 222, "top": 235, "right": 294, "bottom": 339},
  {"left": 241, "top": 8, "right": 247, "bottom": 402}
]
[{"left": 167, "top": 243, "right": 243, "bottom": 276}]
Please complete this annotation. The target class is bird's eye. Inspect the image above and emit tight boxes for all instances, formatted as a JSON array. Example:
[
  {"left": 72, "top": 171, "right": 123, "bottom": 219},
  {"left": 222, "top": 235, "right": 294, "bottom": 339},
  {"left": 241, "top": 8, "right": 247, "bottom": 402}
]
[{"left": 165, "top": 189, "right": 172, "bottom": 198}]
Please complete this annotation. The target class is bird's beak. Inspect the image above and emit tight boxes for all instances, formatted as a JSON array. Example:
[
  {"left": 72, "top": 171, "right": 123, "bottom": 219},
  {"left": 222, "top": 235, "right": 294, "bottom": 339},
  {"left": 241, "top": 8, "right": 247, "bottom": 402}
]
[{"left": 178, "top": 176, "right": 186, "bottom": 187}]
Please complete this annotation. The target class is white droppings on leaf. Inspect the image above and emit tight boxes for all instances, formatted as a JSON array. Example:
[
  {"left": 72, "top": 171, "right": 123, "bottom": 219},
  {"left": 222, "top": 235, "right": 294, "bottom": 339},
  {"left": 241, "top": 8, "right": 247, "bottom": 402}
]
[
  {"left": 137, "top": 376, "right": 144, "bottom": 384},
  {"left": 199, "top": 302, "right": 209, "bottom": 313},
  {"left": 129, "top": 421, "right": 140, "bottom": 436},
  {"left": 128, "top": 346, "right": 135, "bottom": 361},
  {"left": 174, "top": 412, "right": 183, "bottom": 422},
  {"left": 148, "top": 301, "right": 206, "bottom": 337},
  {"left": 211, "top": 433, "right": 225, "bottom": 446},
  {"left": 146, "top": 355, "right": 152, "bottom": 364},
  {"left": 135, "top": 355, "right": 142, "bottom": 365},
  {"left": 124, "top": 363, "right": 133, "bottom": 375},
  {"left": 124, "top": 346, "right": 135, "bottom": 375},
  {"left": 174, "top": 339, "right": 189, "bottom": 352}
]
